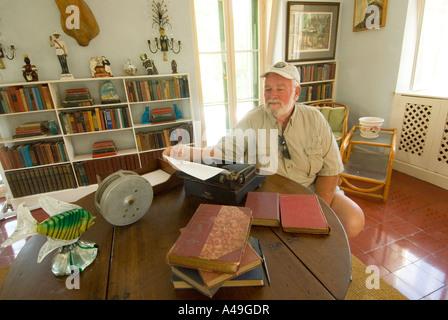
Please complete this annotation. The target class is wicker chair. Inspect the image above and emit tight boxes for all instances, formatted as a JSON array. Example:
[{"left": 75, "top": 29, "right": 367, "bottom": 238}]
[{"left": 309, "top": 102, "right": 349, "bottom": 146}]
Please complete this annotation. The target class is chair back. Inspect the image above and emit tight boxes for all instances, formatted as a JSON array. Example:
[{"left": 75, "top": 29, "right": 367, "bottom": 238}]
[{"left": 309, "top": 102, "right": 349, "bottom": 145}]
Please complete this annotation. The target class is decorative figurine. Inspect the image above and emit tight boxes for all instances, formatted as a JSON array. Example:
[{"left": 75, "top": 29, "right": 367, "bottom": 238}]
[
  {"left": 142, "top": 106, "right": 150, "bottom": 124},
  {"left": 171, "top": 60, "right": 178, "bottom": 74},
  {"left": 49, "top": 31, "right": 74, "bottom": 79},
  {"left": 101, "top": 80, "right": 121, "bottom": 104},
  {"left": 1, "top": 196, "right": 97, "bottom": 276},
  {"left": 124, "top": 58, "right": 138, "bottom": 76},
  {"left": 92, "top": 55, "right": 113, "bottom": 78},
  {"left": 173, "top": 104, "right": 182, "bottom": 120},
  {"left": 140, "top": 53, "right": 158, "bottom": 75},
  {"left": 22, "top": 54, "right": 38, "bottom": 82}
]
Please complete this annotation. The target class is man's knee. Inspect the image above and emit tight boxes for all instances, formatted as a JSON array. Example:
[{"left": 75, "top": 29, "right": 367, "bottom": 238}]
[{"left": 331, "top": 193, "right": 365, "bottom": 238}]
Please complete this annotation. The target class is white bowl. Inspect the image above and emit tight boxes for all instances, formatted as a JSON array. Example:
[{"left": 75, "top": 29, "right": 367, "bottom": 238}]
[{"left": 359, "top": 117, "right": 384, "bottom": 139}]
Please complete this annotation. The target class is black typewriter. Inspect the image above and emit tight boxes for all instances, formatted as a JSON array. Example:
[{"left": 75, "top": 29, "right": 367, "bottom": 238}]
[{"left": 177, "top": 159, "right": 265, "bottom": 205}]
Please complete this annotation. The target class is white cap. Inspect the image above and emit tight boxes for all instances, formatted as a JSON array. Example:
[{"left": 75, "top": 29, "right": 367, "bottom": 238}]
[{"left": 260, "top": 62, "right": 301, "bottom": 83}]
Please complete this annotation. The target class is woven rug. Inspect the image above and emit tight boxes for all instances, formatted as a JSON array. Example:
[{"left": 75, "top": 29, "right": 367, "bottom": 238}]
[{"left": 345, "top": 255, "right": 408, "bottom": 300}]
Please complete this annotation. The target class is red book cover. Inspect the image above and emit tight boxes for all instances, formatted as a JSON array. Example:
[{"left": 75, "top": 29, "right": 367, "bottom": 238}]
[
  {"left": 245, "top": 192, "right": 280, "bottom": 227},
  {"left": 166, "top": 204, "right": 253, "bottom": 273},
  {"left": 279, "top": 194, "right": 330, "bottom": 235}
]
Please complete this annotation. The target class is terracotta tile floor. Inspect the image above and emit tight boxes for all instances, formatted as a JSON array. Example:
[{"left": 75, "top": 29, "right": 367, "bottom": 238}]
[
  {"left": 1, "top": 169, "right": 448, "bottom": 299},
  {"left": 348, "top": 170, "right": 448, "bottom": 300}
]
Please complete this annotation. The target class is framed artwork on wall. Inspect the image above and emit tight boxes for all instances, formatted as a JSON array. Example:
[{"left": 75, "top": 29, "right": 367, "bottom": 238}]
[
  {"left": 353, "top": 0, "right": 388, "bottom": 32},
  {"left": 285, "top": 2, "right": 340, "bottom": 62}
]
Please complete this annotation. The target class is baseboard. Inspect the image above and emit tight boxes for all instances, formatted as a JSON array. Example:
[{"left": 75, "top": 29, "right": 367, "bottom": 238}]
[{"left": 393, "top": 160, "right": 448, "bottom": 190}]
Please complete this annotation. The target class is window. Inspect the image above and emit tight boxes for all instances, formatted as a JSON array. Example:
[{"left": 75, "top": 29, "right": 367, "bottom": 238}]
[
  {"left": 192, "top": 0, "right": 260, "bottom": 146},
  {"left": 412, "top": 0, "right": 448, "bottom": 94}
]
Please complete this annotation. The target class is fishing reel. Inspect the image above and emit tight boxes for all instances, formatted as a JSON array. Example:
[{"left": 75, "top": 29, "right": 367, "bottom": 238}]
[{"left": 94, "top": 170, "right": 153, "bottom": 226}]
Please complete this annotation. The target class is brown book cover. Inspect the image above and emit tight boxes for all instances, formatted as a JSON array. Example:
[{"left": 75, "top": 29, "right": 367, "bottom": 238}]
[
  {"left": 245, "top": 191, "right": 280, "bottom": 227},
  {"left": 199, "top": 243, "right": 262, "bottom": 288},
  {"left": 279, "top": 194, "right": 330, "bottom": 235},
  {"left": 166, "top": 204, "right": 253, "bottom": 273}
]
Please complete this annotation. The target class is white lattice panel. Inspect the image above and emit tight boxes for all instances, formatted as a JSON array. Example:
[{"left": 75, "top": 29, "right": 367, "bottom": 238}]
[{"left": 398, "top": 103, "right": 432, "bottom": 157}]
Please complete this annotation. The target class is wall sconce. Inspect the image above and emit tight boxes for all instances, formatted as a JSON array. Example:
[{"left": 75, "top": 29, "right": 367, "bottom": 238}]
[
  {"left": 147, "top": 0, "right": 182, "bottom": 61},
  {"left": 0, "top": 44, "right": 18, "bottom": 60}
]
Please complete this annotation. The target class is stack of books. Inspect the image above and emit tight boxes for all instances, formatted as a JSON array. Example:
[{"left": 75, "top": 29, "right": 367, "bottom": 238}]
[
  {"left": 13, "top": 121, "right": 47, "bottom": 139},
  {"left": 62, "top": 88, "right": 94, "bottom": 108},
  {"left": 166, "top": 204, "right": 265, "bottom": 298},
  {"left": 92, "top": 140, "right": 117, "bottom": 158}
]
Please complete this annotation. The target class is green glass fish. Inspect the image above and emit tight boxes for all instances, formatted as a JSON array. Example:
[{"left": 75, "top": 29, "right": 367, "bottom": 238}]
[{"left": 1, "top": 196, "right": 96, "bottom": 263}]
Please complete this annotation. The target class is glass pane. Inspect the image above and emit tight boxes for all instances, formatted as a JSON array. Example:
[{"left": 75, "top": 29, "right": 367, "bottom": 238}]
[
  {"left": 203, "top": 105, "right": 228, "bottom": 146},
  {"left": 194, "top": 0, "right": 225, "bottom": 52},
  {"left": 233, "top": 0, "right": 258, "bottom": 51},
  {"left": 237, "top": 101, "right": 258, "bottom": 122},
  {"left": 235, "top": 51, "right": 259, "bottom": 101},
  {"left": 199, "top": 53, "right": 228, "bottom": 104}
]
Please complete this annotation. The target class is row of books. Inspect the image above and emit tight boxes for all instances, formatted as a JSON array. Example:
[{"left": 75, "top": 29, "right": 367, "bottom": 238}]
[
  {"left": 74, "top": 153, "right": 140, "bottom": 186},
  {"left": 297, "top": 83, "right": 334, "bottom": 103},
  {"left": 0, "top": 85, "right": 54, "bottom": 114},
  {"left": 0, "top": 140, "right": 68, "bottom": 170},
  {"left": 297, "top": 63, "right": 336, "bottom": 83},
  {"left": 136, "top": 124, "right": 193, "bottom": 152},
  {"left": 5, "top": 164, "right": 76, "bottom": 198},
  {"left": 62, "top": 88, "right": 94, "bottom": 108},
  {"left": 13, "top": 121, "right": 47, "bottom": 139},
  {"left": 166, "top": 204, "right": 264, "bottom": 298},
  {"left": 59, "top": 107, "right": 131, "bottom": 134},
  {"left": 126, "top": 76, "right": 189, "bottom": 103}
]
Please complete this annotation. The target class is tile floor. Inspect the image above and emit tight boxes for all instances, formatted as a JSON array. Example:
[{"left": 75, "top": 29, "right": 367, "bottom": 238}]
[{"left": 1, "top": 169, "right": 448, "bottom": 300}]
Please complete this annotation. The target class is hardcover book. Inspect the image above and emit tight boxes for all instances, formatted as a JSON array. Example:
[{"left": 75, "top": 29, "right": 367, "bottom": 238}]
[
  {"left": 166, "top": 204, "right": 253, "bottom": 273},
  {"left": 279, "top": 194, "right": 330, "bottom": 235},
  {"left": 244, "top": 192, "right": 280, "bottom": 227}
]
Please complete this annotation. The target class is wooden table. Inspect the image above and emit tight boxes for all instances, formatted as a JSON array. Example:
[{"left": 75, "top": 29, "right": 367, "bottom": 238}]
[{"left": 0, "top": 174, "right": 351, "bottom": 300}]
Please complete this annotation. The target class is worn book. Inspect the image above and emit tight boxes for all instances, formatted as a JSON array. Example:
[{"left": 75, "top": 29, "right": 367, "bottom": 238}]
[
  {"left": 244, "top": 192, "right": 280, "bottom": 227},
  {"left": 279, "top": 194, "right": 330, "bottom": 235},
  {"left": 199, "top": 239, "right": 262, "bottom": 288},
  {"left": 166, "top": 204, "right": 253, "bottom": 273}
]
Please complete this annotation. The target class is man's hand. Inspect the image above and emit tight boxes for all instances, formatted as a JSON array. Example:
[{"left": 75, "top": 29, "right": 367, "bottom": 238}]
[{"left": 163, "top": 144, "right": 190, "bottom": 160}]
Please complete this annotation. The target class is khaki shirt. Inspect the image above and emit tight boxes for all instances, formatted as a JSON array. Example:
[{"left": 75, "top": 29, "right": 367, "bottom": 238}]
[{"left": 213, "top": 104, "right": 344, "bottom": 188}]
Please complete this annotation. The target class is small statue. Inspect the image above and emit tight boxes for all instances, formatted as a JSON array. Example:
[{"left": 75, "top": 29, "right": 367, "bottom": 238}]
[
  {"left": 101, "top": 56, "right": 113, "bottom": 76},
  {"left": 92, "top": 55, "right": 113, "bottom": 77},
  {"left": 142, "top": 106, "right": 150, "bottom": 124},
  {"left": 22, "top": 54, "right": 39, "bottom": 82},
  {"left": 49, "top": 31, "right": 74, "bottom": 79},
  {"left": 171, "top": 60, "right": 178, "bottom": 74},
  {"left": 1, "top": 196, "right": 97, "bottom": 276},
  {"left": 140, "top": 53, "right": 158, "bottom": 75},
  {"left": 124, "top": 58, "right": 138, "bottom": 76}
]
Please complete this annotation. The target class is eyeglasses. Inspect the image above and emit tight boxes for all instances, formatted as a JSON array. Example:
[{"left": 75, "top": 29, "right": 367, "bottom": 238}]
[{"left": 279, "top": 135, "right": 291, "bottom": 160}]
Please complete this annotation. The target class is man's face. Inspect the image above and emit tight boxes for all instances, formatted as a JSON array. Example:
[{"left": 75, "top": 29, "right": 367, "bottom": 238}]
[{"left": 264, "top": 73, "right": 300, "bottom": 118}]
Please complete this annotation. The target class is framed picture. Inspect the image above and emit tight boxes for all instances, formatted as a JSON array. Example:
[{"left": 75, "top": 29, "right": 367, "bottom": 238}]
[
  {"left": 353, "top": 0, "right": 388, "bottom": 32},
  {"left": 285, "top": 2, "right": 340, "bottom": 62}
]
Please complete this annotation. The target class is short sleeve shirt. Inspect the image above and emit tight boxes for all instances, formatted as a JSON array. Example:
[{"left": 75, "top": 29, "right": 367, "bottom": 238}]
[{"left": 213, "top": 104, "right": 344, "bottom": 188}]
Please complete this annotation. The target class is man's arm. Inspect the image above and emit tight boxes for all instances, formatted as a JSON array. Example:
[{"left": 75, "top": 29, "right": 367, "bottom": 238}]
[{"left": 314, "top": 175, "right": 339, "bottom": 206}]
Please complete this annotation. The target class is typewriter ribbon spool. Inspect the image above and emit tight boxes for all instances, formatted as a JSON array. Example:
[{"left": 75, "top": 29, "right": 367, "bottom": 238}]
[{"left": 95, "top": 170, "right": 153, "bottom": 226}]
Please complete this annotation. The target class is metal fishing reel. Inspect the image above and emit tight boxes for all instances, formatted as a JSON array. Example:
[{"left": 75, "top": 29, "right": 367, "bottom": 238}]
[{"left": 94, "top": 170, "right": 153, "bottom": 226}]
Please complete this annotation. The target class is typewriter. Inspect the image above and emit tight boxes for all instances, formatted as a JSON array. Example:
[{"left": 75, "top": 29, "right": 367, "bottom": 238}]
[{"left": 177, "top": 159, "right": 265, "bottom": 205}]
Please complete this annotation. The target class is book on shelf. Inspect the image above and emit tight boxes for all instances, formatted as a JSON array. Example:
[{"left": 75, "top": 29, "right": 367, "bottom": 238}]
[
  {"left": 297, "top": 83, "right": 333, "bottom": 103},
  {"left": 62, "top": 88, "right": 94, "bottom": 107},
  {"left": 244, "top": 191, "right": 280, "bottom": 227},
  {"left": 279, "top": 194, "right": 330, "bottom": 235},
  {"left": 13, "top": 121, "right": 47, "bottom": 139},
  {"left": 136, "top": 123, "right": 193, "bottom": 152},
  {"left": 59, "top": 107, "right": 130, "bottom": 134},
  {"left": 5, "top": 163, "right": 76, "bottom": 198},
  {"left": 91, "top": 140, "right": 117, "bottom": 158},
  {"left": 166, "top": 203, "right": 253, "bottom": 273},
  {"left": 0, "top": 84, "right": 54, "bottom": 114},
  {"left": 73, "top": 153, "right": 140, "bottom": 186},
  {"left": 125, "top": 76, "right": 189, "bottom": 103},
  {"left": 297, "top": 63, "right": 336, "bottom": 83},
  {"left": 170, "top": 237, "right": 264, "bottom": 298}
]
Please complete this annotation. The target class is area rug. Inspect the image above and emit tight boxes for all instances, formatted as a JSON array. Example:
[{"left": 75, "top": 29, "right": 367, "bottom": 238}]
[{"left": 345, "top": 255, "right": 408, "bottom": 300}]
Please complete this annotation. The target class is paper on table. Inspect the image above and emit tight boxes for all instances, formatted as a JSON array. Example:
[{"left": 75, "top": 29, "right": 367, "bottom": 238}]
[
  {"left": 163, "top": 155, "right": 227, "bottom": 180},
  {"left": 142, "top": 169, "right": 171, "bottom": 186}
]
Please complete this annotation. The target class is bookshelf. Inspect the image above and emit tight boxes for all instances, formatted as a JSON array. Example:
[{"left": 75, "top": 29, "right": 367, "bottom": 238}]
[
  {"left": 0, "top": 74, "right": 194, "bottom": 208},
  {"left": 292, "top": 60, "right": 337, "bottom": 104}
]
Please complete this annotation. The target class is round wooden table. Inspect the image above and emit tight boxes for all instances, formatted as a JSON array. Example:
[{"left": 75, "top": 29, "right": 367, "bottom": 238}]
[{"left": 0, "top": 174, "right": 351, "bottom": 300}]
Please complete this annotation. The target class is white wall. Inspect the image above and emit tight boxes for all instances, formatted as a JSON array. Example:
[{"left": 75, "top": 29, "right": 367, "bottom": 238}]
[
  {"left": 0, "top": 0, "right": 200, "bottom": 118},
  {"left": 272, "top": 0, "right": 410, "bottom": 129}
]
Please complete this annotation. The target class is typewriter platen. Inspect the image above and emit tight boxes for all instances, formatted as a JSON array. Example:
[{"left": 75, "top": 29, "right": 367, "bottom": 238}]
[{"left": 177, "top": 159, "right": 265, "bottom": 205}]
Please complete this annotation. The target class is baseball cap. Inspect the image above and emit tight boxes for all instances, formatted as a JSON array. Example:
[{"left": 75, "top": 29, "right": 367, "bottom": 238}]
[{"left": 260, "top": 62, "right": 301, "bottom": 84}]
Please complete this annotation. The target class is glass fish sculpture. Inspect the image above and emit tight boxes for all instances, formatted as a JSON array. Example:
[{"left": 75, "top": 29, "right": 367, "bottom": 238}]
[{"left": 1, "top": 196, "right": 95, "bottom": 263}]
